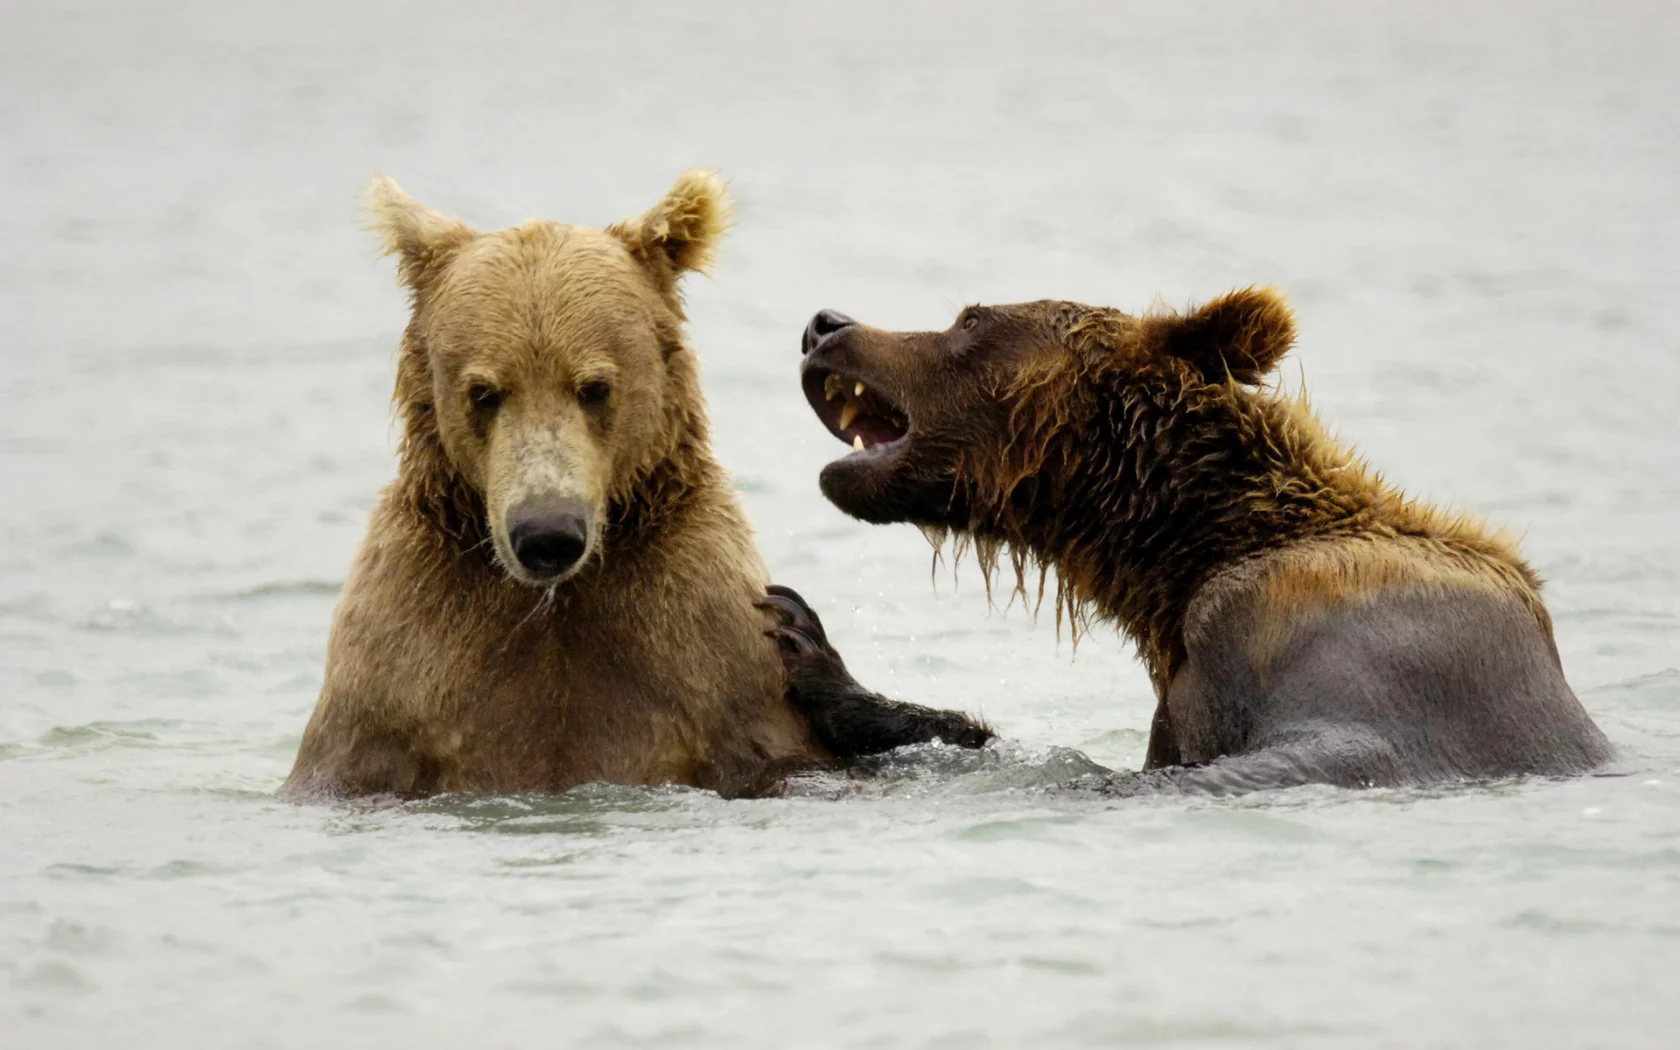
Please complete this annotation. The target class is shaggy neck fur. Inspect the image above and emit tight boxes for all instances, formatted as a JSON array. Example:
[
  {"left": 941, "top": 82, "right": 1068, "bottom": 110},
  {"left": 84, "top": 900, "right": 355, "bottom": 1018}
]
[{"left": 969, "top": 346, "right": 1538, "bottom": 682}]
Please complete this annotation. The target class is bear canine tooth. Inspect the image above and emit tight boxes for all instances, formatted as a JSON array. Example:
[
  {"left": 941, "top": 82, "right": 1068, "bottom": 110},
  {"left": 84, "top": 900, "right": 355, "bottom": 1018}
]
[
  {"left": 854, "top": 381, "right": 866, "bottom": 397},
  {"left": 838, "top": 402, "right": 859, "bottom": 431},
  {"left": 852, "top": 435, "right": 865, "bottom": 452}
]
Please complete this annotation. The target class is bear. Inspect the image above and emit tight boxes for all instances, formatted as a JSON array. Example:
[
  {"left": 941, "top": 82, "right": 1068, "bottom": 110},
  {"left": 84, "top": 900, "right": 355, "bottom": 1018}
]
[
  {"left": 282, "top": 171, "right": 989, "bottom": 801},
  {"left": 761, "top": 290, "right": 1615, "bottom": 793}
]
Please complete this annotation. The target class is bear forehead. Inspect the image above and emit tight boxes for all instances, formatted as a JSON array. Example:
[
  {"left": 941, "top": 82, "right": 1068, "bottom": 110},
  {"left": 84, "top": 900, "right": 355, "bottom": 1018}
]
[
  {"left": 446, "top": 222, "right": 648, "bottom": 295},
  {"left": 428, "top": 223, "right": 666, "bottom": 342},
  {"left": 959, "top": 299, "right": 1127, "bottom": 338}
]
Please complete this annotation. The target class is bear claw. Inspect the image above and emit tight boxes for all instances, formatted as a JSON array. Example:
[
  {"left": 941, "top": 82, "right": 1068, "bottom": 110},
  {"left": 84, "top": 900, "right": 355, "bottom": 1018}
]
[
  {"left": 757, "top": 585, "right": 845, "bottom": 667},
  {"left": 764, "top": 625, "right": 824, "bottom": 658},
  {"left": 756, "top": 585, "right": 832, "bottom": 645}
]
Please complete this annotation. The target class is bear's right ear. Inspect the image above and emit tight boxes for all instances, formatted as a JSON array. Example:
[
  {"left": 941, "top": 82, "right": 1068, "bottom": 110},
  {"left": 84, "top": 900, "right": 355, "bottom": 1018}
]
[
  {"left": 365, "top": 175, "right": 477, "bottom": 293},
  {"left": 1142, "top": 286, "right": 1295, "bottom": 386},
  {"left": 608, "top": 169, "right": 732, "bottom": 294}
]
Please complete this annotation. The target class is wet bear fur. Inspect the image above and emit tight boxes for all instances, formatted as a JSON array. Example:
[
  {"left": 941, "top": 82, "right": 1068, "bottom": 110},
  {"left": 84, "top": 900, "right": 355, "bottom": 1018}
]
[
  {"left": 786, "top": 289, "right": 1613, "bottom": 792},
  {"left": 285, "top": 171, "right": 836, "bottom": 799}
]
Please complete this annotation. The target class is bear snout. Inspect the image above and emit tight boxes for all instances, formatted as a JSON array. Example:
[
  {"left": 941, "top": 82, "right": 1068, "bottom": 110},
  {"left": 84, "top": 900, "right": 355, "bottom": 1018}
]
[
  {"left": 802, "top": 309, "right": 856, "bottom": 356},
  {"left": 506, "top": 497, "right": 592, "bottom": 581}
]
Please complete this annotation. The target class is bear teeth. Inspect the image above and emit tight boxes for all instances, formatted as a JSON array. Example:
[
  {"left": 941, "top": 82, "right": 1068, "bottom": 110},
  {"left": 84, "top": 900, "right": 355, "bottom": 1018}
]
[
  {"left": 824, "top": 374, "right": 841, "bottom": 401},
  {"left": 852, "top": 435, "right": 865, "bottom": 452},
  {"left": 838, "top": 402, "right": 859, "bottom": 432},
  {"left": 854, "top": 381, "right": 866, "bottom": 397}
]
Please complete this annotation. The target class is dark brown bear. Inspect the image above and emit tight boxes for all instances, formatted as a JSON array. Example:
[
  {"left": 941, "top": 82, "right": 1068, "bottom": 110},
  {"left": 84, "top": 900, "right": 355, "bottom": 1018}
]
[{"left": 764, "top": 290, "right": 1614, "bottom": 793}]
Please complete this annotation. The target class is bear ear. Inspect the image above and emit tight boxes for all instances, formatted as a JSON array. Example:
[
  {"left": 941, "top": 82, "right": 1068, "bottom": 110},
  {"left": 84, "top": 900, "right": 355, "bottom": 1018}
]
[
  {"left": 1144, "top": 286, "right": 1296, "bottom": 385},
  {"left": 609, "top": 169, "right": 732, "bottom": 289},
  {"left": 365, "top": 175, "right": 477, "bottom": 293}
]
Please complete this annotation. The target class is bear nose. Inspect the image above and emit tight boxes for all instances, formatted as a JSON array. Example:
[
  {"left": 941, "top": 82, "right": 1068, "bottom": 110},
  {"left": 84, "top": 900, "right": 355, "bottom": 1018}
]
[
  {"left": 803, "top": 309, "right": 855, "bottom": 355},
  {"left": 506, "top": 498, "right": 591, "bottom": 580}
]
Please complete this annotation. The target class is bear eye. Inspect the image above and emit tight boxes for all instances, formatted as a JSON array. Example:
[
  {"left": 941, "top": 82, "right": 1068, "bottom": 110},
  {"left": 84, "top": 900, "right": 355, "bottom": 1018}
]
[
  {"left": 468, "top": 382, "right": 504, "bottom": 413},
  {"left": 577, "top": 379, "right": 612, "bottom": 407}
]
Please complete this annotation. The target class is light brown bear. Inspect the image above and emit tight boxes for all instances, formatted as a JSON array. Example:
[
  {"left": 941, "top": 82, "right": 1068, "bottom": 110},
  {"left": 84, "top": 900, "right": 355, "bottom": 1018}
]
[{"left": 283, "top": 172, "right": 988, "bottom": 800}]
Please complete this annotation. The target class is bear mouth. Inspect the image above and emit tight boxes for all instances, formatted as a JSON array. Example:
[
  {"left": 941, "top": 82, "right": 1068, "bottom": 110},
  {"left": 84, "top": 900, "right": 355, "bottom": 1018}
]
[{"left": 801, "top": 367, "right": 911, "bottom": 459}]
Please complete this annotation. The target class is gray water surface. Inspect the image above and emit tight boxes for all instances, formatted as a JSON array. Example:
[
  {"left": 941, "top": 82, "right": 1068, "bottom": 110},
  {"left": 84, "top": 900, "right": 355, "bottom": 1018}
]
[{"left": 4, "top": 2, "right": 1679, "bottom": 1047}]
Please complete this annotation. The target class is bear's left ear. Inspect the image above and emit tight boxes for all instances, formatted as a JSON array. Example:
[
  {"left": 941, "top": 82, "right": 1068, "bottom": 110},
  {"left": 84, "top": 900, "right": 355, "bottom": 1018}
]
[
  {"left": 609, "top": 169, "right": 732, "bottom": 292},
  {"left": 1143, "top": 286, "right": 1296, "bottom": 385}
]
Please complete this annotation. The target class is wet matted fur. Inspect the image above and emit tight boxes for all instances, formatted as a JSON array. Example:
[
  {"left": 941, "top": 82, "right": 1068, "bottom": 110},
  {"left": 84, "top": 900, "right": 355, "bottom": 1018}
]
[
  {"left": 781, "top": 289, "right": 1613, "bottom": 793},
  {"left": 285, "top": 172, "right": 832, "bottom": 800}
]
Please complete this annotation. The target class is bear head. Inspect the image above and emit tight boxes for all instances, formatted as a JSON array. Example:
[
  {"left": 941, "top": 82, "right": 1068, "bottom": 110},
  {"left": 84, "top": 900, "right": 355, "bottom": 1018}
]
[
  {"left": 798, "top": 288, "right": 1296, "bottom": 528},
  {"left": 368, "top": 170, "right": 729, "bottom": 586}
]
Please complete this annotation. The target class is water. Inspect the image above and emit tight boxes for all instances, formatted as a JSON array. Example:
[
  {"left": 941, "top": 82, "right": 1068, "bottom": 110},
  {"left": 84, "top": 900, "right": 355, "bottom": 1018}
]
[{"left": 3, "top": 1, "right": 1678, "bottom": 1046}]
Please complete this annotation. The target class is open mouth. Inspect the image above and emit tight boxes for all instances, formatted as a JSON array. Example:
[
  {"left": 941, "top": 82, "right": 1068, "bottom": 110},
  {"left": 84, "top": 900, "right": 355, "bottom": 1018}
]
[{"left": 801, "top": 367, "right": 911, "bottom": 456}]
